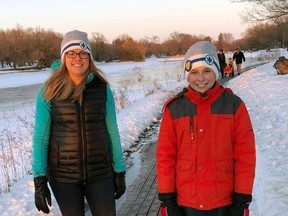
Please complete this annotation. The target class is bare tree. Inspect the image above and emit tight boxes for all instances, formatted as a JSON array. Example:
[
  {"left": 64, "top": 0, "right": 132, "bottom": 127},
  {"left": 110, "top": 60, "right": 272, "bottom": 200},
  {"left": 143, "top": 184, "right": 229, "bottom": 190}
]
[
  {"left": 139, "top": 36, "right": 164, "bottom": 57},
  {"left": 30, "top": 27, "right": 62, "bottom": 68},
  {"left": 6, "top": 25, "right": 28, "bottom": 68},
  {"left": 217, "top": 33, "right": 235, "bottom": 51},
  {"left": 113, "top": 34, "right": 147, "bottom": 61},
  {"left": 0, "top": 31, "right": 11, "bottom": 68},
  {"left": 231, "top": 0, "right": 288, "bottom": 23},
  {"left": 91, "top": 32, "right": 108, "bottom": 62}
]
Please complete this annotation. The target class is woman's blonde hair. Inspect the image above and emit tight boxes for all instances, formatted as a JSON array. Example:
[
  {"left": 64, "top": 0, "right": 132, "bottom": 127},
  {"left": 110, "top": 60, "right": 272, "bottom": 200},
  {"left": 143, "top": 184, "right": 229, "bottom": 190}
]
[{"left": 43, "top": 58, "right": 108, "bottom": 102}]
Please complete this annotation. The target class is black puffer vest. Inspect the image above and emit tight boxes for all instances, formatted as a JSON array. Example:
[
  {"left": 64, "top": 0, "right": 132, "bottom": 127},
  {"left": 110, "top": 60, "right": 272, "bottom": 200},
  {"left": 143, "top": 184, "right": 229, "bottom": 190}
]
[{"left": 47, "top": 76, "right": 114, "bottom": 183}]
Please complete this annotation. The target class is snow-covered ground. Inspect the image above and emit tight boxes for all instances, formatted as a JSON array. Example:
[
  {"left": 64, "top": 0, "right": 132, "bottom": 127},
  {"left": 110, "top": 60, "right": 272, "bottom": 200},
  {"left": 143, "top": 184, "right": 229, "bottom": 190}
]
[{"left": 0, "top": 49, "right": 287, "bottom": 215}]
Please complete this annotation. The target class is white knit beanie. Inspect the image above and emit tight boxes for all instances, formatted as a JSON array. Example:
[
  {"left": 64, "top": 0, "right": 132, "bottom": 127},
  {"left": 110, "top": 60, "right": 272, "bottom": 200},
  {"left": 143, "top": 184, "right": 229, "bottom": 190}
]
[
  {"left": 183, "top": 41, "right": 220, "bottom": 81},
  {"left": 60, "top": 30, "right": 92, "bottom": 62}
]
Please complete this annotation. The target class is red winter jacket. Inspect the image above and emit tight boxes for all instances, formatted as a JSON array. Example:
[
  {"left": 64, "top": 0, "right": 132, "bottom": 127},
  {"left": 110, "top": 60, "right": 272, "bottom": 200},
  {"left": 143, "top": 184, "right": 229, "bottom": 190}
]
[{"left": 156, "top": 82, "right": 256, "bottom": 210}]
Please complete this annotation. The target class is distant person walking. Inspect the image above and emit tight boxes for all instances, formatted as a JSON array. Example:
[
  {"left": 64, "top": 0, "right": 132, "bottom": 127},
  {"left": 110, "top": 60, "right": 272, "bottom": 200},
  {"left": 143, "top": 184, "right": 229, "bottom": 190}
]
[
  {"left": 32, "top": 30, "right": 126, "bottom": 216},
  {"left": 218, "top": 49, "right": 226, "bottom": 78},
  {"left": 233, "top": 47, "right": 245, "bottom": 75}
]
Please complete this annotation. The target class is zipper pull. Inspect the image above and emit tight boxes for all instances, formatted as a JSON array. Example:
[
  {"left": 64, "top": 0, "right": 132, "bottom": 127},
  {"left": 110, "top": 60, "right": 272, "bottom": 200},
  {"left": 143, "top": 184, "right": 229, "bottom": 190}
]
[{"left": 190, "top": 116, "right": 194, "bottom": 140}]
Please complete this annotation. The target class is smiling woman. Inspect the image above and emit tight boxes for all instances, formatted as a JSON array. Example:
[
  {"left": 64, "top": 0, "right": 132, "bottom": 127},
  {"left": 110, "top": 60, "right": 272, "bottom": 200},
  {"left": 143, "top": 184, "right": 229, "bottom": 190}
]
[
  {"left": 32, "top": 30, "right": 127, "bottom": 216},
  {"left": 61, "top": 35, "right": 91, "bottom": 85}
]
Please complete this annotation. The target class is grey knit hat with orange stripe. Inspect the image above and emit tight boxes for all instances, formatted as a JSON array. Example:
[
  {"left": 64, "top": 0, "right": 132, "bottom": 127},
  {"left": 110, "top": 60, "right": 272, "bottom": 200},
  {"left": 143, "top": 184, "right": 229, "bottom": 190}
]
[
  {"left": 183, "top": 41, "right": 221, "bottom": 80},
  {"left": 60, "top": 30, "right": 92, "bottom": 62}
]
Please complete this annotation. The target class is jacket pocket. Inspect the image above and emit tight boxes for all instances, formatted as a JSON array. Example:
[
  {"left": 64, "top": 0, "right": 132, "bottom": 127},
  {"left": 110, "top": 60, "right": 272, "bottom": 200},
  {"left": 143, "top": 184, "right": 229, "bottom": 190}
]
[
  {"left": 176, "top": 159, "right": 196, "bottom": 198},
  {"left": 177, "top": 158, "right": 193, "bottom": 171},
  {"left": 216, "top": 160, "right": 234, "bottom": 196}
]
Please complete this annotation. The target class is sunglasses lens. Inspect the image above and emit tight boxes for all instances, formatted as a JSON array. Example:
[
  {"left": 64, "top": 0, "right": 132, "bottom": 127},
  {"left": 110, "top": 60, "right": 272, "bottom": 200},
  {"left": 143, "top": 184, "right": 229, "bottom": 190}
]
[{"left": 185, "top": 60, "right": 192, "bottom": 72}]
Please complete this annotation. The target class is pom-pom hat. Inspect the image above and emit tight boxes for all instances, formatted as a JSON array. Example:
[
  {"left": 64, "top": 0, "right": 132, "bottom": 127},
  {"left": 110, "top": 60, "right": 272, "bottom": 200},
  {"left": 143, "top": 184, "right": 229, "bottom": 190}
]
[
  {"left": 60, "top": 30, "right": 92, "bottom": 62},
  {"left": 183, "top": 41, "right": 220, "bottom": 80}
]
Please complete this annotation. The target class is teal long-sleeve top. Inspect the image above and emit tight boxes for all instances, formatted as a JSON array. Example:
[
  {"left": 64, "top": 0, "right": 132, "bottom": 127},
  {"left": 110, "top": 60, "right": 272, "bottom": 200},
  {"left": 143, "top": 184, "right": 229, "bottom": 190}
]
[{"left": 32, "top": 73, "right": 126, "bottom": 177}]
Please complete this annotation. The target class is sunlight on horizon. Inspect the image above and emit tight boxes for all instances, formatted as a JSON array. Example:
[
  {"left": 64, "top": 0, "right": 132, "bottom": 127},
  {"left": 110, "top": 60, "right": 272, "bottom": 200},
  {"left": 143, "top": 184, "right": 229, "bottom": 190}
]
[{"left": 1, "top": 0, "right": 249, "bottom": 42}]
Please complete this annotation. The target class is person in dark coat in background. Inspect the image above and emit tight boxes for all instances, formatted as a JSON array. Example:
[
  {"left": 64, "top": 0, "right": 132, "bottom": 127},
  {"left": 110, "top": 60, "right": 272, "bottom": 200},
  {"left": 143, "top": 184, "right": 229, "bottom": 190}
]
[
  {"left": 32, "top": 30, "right": 126, "bottom": 216},
  {"left": 233, "top": 47, "right": 246, "bottom": 75},
  {"left": 218, "top": 49, "right": 226, "bottom": 78}
]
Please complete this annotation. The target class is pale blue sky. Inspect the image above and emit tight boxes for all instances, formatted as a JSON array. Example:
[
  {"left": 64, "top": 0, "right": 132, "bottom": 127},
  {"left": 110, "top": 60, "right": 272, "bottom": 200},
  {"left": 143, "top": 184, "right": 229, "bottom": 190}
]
[{"left": 1, "top": 0, "right": 249, "bottom": 42}]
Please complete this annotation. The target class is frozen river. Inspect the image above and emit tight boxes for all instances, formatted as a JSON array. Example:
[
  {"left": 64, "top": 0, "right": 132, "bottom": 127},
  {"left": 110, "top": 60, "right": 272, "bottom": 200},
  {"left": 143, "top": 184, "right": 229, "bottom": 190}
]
[
  {"left": 0, "top": 83, "right": 41, "bottom": 110},
  {"left": 0, "top": 58, "right": 183, "bottom": 111}
]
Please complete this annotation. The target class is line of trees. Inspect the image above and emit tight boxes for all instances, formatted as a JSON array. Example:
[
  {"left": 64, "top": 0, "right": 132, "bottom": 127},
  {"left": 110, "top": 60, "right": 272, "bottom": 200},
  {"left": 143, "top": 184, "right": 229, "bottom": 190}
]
[
  {"left": 229, "top": 0, "right": 288, "bottom": 49},
  {"left": 0, "top": 25, "right": 62, "bottom": 69},
  {"left": 0, "top": 20, "right": 287, "bottom": 69}
]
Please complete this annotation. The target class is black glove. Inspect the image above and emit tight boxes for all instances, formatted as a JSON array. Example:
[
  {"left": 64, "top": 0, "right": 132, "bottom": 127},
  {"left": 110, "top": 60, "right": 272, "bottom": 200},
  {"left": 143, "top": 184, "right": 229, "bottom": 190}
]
[
  {"left": 114, "top": 172, "right": 126, "bottom": 199},
  {"left": 34, "top": 176, "right": 51, "bottom": 214},
  {"left": 158, "top": 193, "right": 183, "bottom": 216},
  {"left": 230, "top": 192, "right": 252, "bottom": 216}
]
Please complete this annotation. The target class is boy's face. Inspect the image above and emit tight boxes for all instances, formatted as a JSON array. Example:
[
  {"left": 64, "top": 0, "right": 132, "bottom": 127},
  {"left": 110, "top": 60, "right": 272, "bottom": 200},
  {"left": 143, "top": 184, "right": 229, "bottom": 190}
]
[{"left": 188, "top": 66, "right": 216, "bottom": 93}]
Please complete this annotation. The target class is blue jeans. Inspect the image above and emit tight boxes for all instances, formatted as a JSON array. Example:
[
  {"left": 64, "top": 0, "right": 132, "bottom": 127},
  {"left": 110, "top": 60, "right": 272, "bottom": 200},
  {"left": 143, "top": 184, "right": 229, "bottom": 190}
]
[
  {"left": 49, "top": 178, "right": 115, "bottom": 216},
  {"left": 180, "top": 205, "right": 231, "bottom": 216}
]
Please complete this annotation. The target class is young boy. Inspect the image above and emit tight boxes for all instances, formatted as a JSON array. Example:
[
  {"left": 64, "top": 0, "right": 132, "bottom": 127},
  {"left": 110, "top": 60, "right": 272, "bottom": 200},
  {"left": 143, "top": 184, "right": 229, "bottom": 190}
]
[{"left": 156, "top": 41, "right": 256, "bottom": 216}]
